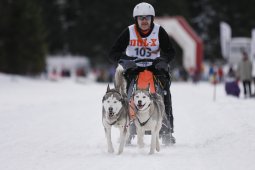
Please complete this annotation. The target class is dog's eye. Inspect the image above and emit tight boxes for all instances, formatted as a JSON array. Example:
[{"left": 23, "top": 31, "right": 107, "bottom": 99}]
[
  {"left": 135, "top": 96, "right": 139, "bottom": 98},
  {"left": 114, "top": 101, "right": 117, "bottom": 103},
  {"left": 107, "top": 101, "right": 110, "bottom": 103},
  {"left": 143, "top": 96, "right": 146, "bottom": 98}
]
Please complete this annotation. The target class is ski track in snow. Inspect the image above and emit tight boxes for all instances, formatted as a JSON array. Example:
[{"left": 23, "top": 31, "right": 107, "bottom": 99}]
[{"left": 0, "top": 74, "right": 255, "bottom": 170}]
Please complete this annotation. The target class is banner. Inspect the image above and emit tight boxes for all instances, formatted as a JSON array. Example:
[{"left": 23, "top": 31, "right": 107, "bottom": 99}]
[
  {"left": 251, "top": 29, "right": 255, "bottom": 61},
  {"left": 220, "top": 22, "right": 232, "bottom": 59}
]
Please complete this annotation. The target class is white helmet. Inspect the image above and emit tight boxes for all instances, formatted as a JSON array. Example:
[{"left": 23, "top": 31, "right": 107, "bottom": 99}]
[{"left": 133, "top": 2, "right": 155, "bottom": 18}]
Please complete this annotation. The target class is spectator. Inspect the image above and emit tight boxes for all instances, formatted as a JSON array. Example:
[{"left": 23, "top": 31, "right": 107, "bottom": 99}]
[
  {"left": 208, "top": 63, "right": 216, "bottom": 84},
  {"left": 225, "top": 66, "right": 240, "bottom": 97},
  {"left": 237, "top": 51, "right": 253, "bottom": 98},
  {"left": 252, "top": 54, "right": 255, "bottom": 96},
  {"left": 217, "top": 66, "right": 224, "bottom": 82}
]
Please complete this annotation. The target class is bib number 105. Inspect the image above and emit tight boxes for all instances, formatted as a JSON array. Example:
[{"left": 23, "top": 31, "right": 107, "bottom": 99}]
[{"left": 135, "top": 47, "right": 152, "bottom": 57}]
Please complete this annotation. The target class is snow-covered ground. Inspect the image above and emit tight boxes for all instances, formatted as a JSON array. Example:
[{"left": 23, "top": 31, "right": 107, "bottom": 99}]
[{"left": 0, "top": 73, "right": 255, "bottom": 170}]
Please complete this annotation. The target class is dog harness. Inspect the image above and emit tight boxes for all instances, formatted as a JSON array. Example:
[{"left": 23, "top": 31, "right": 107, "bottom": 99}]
[{"left": 136, "top": 104, "right": 152, "bottom": 127}]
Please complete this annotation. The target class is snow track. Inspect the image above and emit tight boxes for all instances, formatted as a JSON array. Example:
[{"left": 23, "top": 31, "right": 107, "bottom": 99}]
[{"left": 0, "top": 74, "right": 255, "bottom": 170}]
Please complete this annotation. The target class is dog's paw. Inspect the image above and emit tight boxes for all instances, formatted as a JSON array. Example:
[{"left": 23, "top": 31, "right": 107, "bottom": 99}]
[
  {"left": 117, "top": 150, "right": 123, "bottom": 155},
  {"left": 108, "top": 148, "right": 114, "bottom": 153},
  {"left": 156, "top": 146, "right": 160, "bottom": 152},
  {"left": 138, "top": 142, "right": 145, "bottom": 148},
  {"left": 156, "top": 141, "right": 160, "bottom": 152},
  {"left": 149, "top": 150, "right": 155, "bottom": 155}
]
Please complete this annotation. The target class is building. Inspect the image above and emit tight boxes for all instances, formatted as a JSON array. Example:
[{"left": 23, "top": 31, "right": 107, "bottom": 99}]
[{"left": 46, "top": 55, "right": 90, "bottom": 80}]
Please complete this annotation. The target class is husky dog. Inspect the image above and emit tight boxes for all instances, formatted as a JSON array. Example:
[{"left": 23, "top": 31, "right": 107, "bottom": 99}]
[
  {"left": 133, "top": 86, "right": 165, "bottom": 154},
  {"left": 102, "top": 85, "right": 129, "bottom": 154}
]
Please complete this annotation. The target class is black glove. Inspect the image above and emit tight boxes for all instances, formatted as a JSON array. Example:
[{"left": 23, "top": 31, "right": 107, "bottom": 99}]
[
  {"left": 155, "top": 60, "right": 169, "bottom": 72},
  {"left": 119, "top": 59, "right": 137, "bottom": 71}
]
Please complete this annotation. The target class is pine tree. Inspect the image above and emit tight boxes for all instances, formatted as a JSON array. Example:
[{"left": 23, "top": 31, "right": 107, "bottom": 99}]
[
  {"left": 38, "top": 0, "right": 65, "bottom": 54},
  {"left": 0, "top": 0, "right": 47, "bottom": 75}
]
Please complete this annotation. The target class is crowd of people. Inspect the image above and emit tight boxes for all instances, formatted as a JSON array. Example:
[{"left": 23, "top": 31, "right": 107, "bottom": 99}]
[
  {"left": 96, "top": 57, "right": 255, "bottom": 99},
  {"left": 95, "top": 59, "right": 255, "bottom": 99}
]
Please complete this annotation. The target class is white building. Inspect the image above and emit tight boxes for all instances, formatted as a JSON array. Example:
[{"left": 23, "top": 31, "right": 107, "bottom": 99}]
[
  {"left": 46, "top": 55, "right": 90, "bottom": 79},
  {"left": 220, "top": 22, "right": 255, "bottom": 66}
]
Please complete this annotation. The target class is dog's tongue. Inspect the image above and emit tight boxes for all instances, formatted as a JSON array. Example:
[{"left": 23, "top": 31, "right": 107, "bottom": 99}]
[{"left": 138, "top": 104, "right": 144, "bottom": 109}]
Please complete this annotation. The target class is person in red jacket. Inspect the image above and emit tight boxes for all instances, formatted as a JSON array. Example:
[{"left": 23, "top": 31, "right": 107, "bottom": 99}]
[
  {"left": 217, "top": 66, "right": 224, "bottom": 82},
  {"left": 109, "top": 2, "right": 176, "bottom": 144}
]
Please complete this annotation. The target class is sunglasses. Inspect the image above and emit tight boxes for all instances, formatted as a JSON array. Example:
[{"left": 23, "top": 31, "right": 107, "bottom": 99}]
[{"left": 137, "top": 16, "right": 152, "bottom": 21}]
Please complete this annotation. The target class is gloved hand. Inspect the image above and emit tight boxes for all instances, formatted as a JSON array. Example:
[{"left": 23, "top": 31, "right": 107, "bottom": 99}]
[
  {"left": 155, "top": 60, "right": 169, "bottom": 72},
  {"left": 119, "top": 59, "right": 137, "bottom": 71}
]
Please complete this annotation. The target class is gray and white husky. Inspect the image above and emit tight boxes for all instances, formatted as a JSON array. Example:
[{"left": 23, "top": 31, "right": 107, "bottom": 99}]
[
  {"left": 102, "top": 84, "right": 129, "bottom": 154},
  {"left": 133, "top": 86, "right": 165, "bottom": 154}
]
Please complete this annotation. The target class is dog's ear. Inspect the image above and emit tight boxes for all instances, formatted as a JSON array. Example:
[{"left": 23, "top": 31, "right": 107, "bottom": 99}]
[
  {"left": 120, "top": 98, "right": 125, "bottom": 104},
  {"left": 106, "top": 84, "right": 110, "bottom": 92},
  {"left": 135, "top": 83, "right": 139, "bottom": 91},
  {"left": 149, "top": 93, "right": 155, "bottom": 100},
  {"left": 146, "top": 84, "right": 150, "bottom": 93},
  {"left": 136, "top": 83, "right": 142, "bottom": 91}
]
